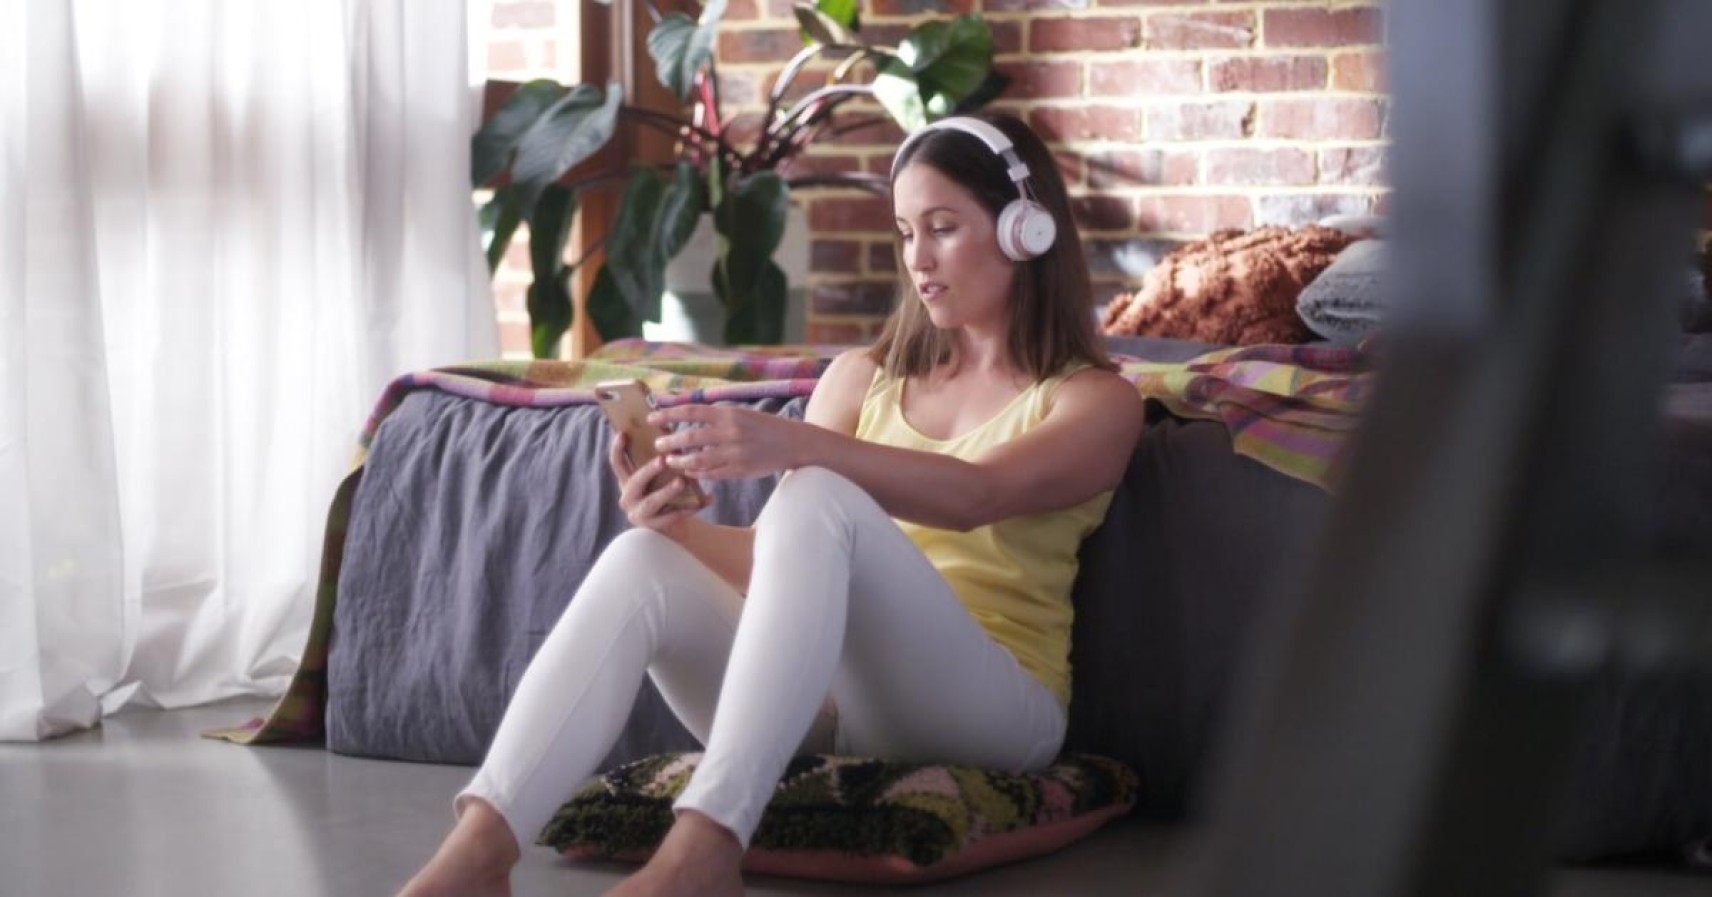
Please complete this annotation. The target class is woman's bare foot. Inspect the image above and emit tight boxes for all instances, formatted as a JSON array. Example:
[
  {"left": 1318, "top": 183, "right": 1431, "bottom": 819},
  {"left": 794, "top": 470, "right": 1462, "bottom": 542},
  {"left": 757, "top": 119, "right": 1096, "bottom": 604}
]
[
  {"left": 605, "top": 810, "right": 745, "bottom": 897},
  {"left": 396, "top": 798, "right": 520, "bottom": 897}
]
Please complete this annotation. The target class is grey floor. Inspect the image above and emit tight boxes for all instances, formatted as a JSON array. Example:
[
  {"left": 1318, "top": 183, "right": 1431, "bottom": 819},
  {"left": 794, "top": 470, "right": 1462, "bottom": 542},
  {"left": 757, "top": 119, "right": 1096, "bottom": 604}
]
[{"left": 1, "top": 699, "right": 1707, "bottom": 897}]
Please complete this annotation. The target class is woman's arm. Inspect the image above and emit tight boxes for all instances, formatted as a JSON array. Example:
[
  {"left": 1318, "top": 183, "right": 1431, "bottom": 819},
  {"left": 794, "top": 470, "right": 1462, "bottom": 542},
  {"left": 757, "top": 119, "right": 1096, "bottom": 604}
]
[{"left": 653, "top": 354, "right": 1146, "bottom": 532}]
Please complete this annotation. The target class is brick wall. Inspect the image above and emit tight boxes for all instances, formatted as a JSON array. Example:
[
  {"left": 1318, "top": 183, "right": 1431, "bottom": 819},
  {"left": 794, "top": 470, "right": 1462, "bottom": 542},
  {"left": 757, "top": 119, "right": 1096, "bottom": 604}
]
[{"left": 485, "top": 0, "right": 1389, "bottom": 355}]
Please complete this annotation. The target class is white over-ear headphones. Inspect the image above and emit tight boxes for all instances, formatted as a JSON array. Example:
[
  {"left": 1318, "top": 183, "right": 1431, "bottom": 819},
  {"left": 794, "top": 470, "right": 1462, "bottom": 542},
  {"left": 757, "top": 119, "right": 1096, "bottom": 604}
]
[{"left": 891, "top": 117, "right": 1059, "bottom": 262}]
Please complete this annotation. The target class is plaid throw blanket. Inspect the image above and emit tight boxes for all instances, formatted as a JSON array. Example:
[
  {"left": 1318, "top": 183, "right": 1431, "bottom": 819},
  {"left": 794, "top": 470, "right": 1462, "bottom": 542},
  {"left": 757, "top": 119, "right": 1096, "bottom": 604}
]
[
  {"left": 203, "top": 339, "right": 1370, "bottom": 747},
  {"left": 1118, "top": 342, "right": 1372, "bottom": 489}
]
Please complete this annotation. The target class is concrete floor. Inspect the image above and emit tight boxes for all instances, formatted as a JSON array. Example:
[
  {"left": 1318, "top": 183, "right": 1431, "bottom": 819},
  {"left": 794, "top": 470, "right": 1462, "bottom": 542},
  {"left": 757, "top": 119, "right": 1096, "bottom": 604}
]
[{"left": 1, "top": 698, "right": 1707, "bottom": 897}]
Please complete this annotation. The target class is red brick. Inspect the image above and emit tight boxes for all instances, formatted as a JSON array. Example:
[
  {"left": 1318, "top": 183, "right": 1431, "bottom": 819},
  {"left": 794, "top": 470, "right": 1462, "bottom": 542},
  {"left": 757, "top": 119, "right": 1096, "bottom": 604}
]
[
  {"left": 804, "top": 320, "right": 874, "bottom": 345},
  {"left": 1255, "top": 193, "right": 1374, "bottom": 227},
  {"left": 1263, "top": 6, "right": 1383, "bottom": 48},
  {"left": 1029, "top": 106, "right": 1144, "bottom": 143},
  {"left": 1145, "top": 101, "right": 1252, "bottom": 141},
  {"left": 1073, "top": 195, "right": 1135, "bottom": 231},
  {"left": 868, "top": 241, "right": 897, "bottom": 274},
  {"left": 1144, "top": 11, "right": 1255, "bottom": 50},
  {"left": 811, "top": 239, "right": 863, "bottom": 274},
  {"left": 1090, "top": 58, "right": 1203, "bottom": 96},
  {"left": 722, "top": 112, "right": 766, "bottom": 149},
  {"left": 725, "top": 0, "right": 760, "bottom": 19},
  {"left": 808, "top": 196, "right": 894, "bottom": 232},
  {"left": 1209, "top": 55, "right": 1328, "bottom": 93},
  {"left": 812, "top": 280, "right": 898, "bottom": 316},
  {"left": 997, "top": 60, "right": 1083, "bottom": 99},
  {"left": 1053, "top": 150, "right": 1086, "bottom": 187},
  {"left": 784, "top": 153, "right": 866, "bottom": 179},
  {"left": 763, "top": 0, "right": 795, "bottom": 18},
  {"left": 1136, "top": 194, "right": 1253, "bottom": 234},
  {"left": 990, "top": 20, "right": 1025, "bottom": 55},
  {"left": 716, "top": 70, "right": 762, "bottom": 108},
  {"left": 1257, "top": 98, "right": 1382, "bottom": 140},
  {"left": 1100, "top": 0, "right": 1224, "bottom": 7},
  {"left": 491, "top": 1, "right": 554, "bottom": 29},
  {"left": 1203, "top": 147, "right": 1315, "bottom": 186},
  {"left": 493, "top": 281, "right": 527, "bottom": 316},
  {"left": 1088, "top": 148, "right": 1197, "bottom": 189},
  {"left": 498, "top": 320, "right": 533, "bottom": 358},
  {"left": 1332, "top": 51, "right": 1385, "bottom": 92},
  {"left": 1030, "top": 17, "right": 1143, "bottom": 53},
  {"left": 487, "top": 40, "right": 530, "bottom": 74},
  {"left": 1319, "top": 146, "right": 1387, "bottom": 186},
  {"left": 870, "top": 0, "right": 975, "bottom": 14},
  {"left": 718, "top": 28, "right": 803, "bottom": 64},
  {"left": 987, "top": 0, "right": 1107, "bottom": 12}
]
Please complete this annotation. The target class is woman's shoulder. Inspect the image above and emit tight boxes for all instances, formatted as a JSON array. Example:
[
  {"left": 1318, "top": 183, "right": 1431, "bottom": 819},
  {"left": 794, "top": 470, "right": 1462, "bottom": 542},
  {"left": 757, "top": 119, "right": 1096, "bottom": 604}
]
[
  {"left": 1046, "top": 364, "right": 1140, "bottom": 411},
  {"left": 804, "top": 348, "right": 884, "bottom": 433},
  {"left": 821, "top": 348, "right": 882, "bottom": 394}
]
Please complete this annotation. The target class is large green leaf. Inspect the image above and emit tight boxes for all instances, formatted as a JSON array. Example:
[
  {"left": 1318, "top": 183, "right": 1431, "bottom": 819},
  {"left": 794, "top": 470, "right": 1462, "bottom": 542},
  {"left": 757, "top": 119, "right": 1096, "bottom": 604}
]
[
  {"left": 793, "top": 0, "right": 858, "bottom": 46},
  {"left": 602, "top": 169, "right": 670, "bottom": 322},
  {"left": 600, "top": 164, "right": 709, "bottom": 326},
  {"left": 510, "top": 82, "right": 622, "bottom": 217},
  {"left": 712, "top": 173, "right": 790, "bottom": 344},
  {"left": 527, "top": 272, "right": 574, "bottom": 359},
  {"left": 875, "top": 15, "right": 994, "bottom": 131},
  {"left": 722, "top": 260, "right": 788, "bottom": 345},
  {"left": 648, "top": 0, "right": 726, "bottom": 103},
  {"left": 659, "top": 163, "right": 709, "bottom": 261},
  {"left": 528, "top": 184, "right": 576, "bottom": 283},
  {"left": 477, "top": 184, "right": 524, "bottom": 276},
  {"left": 872, "top": 57, "right": 927, "bottom": 133},
  {"left": 587, "top": 266, "right": 642, "bottom": 342},
  {"left": 522, "top": 184, "right": 578, "bottom": 358},
  {"left": 713, "top": 172, "right": 788, "bottom": 294},
  {"left": 471, "top": 79, "right": 567, "bottom": 187}
]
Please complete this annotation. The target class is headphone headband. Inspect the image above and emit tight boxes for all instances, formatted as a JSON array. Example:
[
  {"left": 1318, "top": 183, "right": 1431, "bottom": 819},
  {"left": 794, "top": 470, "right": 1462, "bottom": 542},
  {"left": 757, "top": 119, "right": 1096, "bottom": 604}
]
[
  {"left": 890, "top": 117, "right": 1031, "bottom": 189},
  {"left": 890, "top": 116, "right": 1059, "bottom": 261}
]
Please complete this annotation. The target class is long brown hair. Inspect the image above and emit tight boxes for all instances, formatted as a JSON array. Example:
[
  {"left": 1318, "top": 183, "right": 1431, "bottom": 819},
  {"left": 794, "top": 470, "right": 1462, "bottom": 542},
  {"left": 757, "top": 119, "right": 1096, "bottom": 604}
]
[{"left": 869, "top": 112, "right": 1113, "bottom": 380}]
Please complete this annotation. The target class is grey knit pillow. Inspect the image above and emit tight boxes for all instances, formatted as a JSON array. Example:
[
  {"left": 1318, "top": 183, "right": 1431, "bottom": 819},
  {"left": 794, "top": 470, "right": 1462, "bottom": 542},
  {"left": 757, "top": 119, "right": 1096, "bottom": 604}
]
[{"left": 1295, "top": 239, "right": 1386, "bottom": 346}]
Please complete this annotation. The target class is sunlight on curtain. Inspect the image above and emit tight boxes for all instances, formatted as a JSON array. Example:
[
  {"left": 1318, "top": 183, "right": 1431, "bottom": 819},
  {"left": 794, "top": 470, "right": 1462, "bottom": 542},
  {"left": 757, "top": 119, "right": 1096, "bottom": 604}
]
[{"left": 0, "top": 0, "right": 497, "bottom": 741}]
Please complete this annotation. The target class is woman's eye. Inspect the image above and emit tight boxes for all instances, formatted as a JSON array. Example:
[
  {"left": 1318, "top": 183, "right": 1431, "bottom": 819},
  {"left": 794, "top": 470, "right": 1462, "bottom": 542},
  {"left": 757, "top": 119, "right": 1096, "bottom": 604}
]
[{"left": 931, "top": 227, "right": 954, "bottom": 237}]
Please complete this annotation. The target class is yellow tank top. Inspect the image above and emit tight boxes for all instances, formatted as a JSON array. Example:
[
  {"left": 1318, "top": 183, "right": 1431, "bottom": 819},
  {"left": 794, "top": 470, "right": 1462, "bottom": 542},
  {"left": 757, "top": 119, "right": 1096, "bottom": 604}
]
[{"left": 854, "top": 366, "right": 1113, "bottom": 708}]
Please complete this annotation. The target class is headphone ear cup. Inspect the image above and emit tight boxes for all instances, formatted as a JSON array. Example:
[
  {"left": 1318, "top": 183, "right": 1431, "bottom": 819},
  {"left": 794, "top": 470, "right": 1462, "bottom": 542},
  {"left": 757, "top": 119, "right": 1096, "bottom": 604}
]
[{"left": 997, "top": 199, "right": 1057, "bottom": 261}]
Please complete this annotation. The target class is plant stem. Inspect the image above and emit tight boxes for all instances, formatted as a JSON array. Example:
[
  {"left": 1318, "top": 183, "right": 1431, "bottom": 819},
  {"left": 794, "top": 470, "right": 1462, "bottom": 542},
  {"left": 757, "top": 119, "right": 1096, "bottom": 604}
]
[{"left": 619, "top": 107, "right": 743, "bottom": 170}]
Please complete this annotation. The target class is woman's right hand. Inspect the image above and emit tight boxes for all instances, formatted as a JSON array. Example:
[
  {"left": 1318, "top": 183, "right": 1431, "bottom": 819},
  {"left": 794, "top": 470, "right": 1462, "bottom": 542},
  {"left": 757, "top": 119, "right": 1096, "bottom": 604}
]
[{"left": 609, "top": 432, "right": 707, "bottom": 538}]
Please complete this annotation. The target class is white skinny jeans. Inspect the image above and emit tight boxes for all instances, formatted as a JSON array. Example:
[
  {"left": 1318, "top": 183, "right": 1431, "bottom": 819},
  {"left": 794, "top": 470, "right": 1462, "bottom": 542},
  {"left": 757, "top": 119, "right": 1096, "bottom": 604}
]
[{"left": 458, "top": 467, "right": 1067, "bottom": 848}]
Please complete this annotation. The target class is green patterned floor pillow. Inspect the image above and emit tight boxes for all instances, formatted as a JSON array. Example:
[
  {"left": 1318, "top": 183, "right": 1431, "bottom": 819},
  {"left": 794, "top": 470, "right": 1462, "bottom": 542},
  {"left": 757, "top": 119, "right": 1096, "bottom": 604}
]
[{"left": 539, "top": 752, "right": 1139, "bottom": 885}]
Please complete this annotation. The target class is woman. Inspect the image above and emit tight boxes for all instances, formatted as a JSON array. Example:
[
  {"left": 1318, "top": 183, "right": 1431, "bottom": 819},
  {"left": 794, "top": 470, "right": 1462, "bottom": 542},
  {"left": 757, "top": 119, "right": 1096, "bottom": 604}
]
[{"left": 398, "top": 111, "right": 1145, "bottom": 897}]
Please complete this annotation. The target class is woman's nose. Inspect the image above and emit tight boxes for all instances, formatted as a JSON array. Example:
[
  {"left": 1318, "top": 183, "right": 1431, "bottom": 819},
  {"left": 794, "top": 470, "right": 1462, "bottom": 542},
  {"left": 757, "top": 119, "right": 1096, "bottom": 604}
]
[{"left": 906, "top": 240, "right": 934, "bottom": 271}]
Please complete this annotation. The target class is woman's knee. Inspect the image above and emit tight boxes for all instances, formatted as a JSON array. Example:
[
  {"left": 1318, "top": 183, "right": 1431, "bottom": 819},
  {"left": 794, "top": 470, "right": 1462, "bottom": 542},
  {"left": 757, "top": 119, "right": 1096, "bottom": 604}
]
[
  {"left": 579, "top": 529, "right": 705, "bottom": 608},
  {"left": 758, "top": 466, "right": 876, "bottom": 528}
]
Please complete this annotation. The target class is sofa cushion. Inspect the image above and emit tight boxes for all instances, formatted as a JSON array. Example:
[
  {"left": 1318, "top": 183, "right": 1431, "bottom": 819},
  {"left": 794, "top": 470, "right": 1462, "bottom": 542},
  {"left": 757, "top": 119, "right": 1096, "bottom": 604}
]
[
  {"left": 1295, "top": 238, "right": 1386, "bottom": 346},
  {"left": 538, "top": 752, "right": 1139, "bottom": 885}
]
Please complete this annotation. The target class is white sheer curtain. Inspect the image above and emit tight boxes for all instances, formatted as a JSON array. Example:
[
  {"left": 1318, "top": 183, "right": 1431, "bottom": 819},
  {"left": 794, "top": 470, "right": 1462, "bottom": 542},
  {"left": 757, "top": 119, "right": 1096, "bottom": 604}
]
[{"left": 0, "top": 0, "right": 497, "bottom": 741}]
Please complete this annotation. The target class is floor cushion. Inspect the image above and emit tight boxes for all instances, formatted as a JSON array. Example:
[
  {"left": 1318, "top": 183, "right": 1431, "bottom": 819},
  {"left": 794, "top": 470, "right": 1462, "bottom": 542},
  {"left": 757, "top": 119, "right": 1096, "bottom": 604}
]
[{"left": 539, "top": 752, "right": 1140, "bottom": 885}]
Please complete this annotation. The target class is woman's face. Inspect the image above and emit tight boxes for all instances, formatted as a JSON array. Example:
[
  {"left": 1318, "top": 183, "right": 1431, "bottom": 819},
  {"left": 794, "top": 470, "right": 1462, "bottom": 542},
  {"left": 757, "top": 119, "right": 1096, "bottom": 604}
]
[{"left": 892, "top": 162, "right": 1017, "bottom": 332}]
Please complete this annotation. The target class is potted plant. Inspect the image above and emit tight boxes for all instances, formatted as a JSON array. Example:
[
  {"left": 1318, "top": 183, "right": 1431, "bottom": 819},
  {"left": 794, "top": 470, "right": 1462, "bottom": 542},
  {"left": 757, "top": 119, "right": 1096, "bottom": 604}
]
[{"left": 473, "top": 0, "right": 1005, "bottom": 355}]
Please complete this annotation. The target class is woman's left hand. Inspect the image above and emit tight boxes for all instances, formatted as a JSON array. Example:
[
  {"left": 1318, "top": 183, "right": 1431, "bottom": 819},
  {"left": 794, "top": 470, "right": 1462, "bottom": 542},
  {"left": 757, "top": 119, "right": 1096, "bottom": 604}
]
[{"left": 648, "top": 404, "right": 814, "bottom": 481}]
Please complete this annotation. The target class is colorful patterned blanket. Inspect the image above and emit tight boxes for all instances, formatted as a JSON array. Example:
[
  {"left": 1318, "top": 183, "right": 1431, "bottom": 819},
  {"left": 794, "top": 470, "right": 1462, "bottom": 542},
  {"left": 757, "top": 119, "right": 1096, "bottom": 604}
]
[{"left": 203, "top": 338, "right": 1371, "bottom": 747}]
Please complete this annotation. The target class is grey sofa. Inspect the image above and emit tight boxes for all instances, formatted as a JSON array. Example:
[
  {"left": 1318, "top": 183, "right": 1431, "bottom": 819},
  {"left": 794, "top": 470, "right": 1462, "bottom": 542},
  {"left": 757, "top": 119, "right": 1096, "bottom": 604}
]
[{"left": 323, "top": 334, "right": 1712, "bottom": 867}]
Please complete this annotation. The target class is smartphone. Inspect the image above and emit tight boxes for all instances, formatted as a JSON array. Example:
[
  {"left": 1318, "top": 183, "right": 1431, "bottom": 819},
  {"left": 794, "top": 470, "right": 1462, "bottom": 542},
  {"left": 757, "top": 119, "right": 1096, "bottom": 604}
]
[{"left": 594, "top": 379, "right": 709, "bottom": 513}]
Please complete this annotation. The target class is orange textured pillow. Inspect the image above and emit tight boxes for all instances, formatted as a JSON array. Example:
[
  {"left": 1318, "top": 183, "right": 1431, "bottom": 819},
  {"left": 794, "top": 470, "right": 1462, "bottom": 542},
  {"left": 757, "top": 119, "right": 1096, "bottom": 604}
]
[{"left": 1103, "top": 225, "right": 1357, "bottom": 345}]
